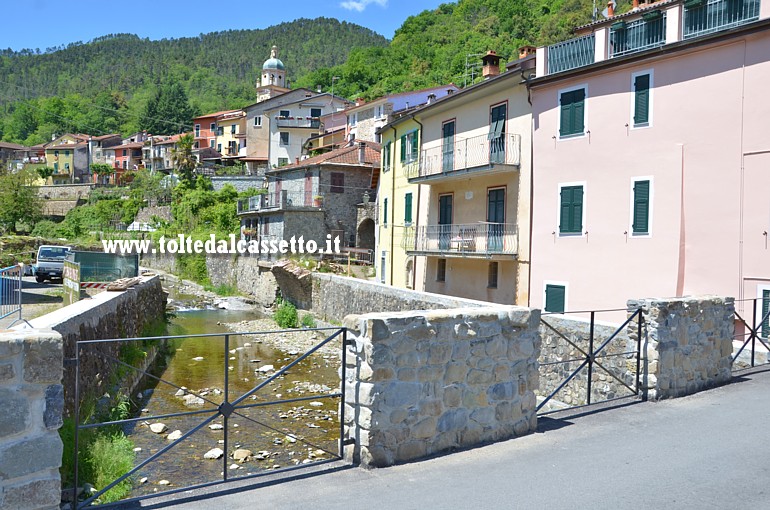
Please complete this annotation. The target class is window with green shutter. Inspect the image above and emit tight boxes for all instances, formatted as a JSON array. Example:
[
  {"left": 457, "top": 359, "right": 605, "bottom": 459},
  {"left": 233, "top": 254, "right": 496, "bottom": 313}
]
[
  {"left": 404, "top": 192, "right": 413, "bottom": 224},
  {"left": 634, "top": 74, "right": 650, "bottom": 126},
  {"left": 400, "top": 131, "right": 418, "bottom": 163},
  {"left": 762, "top": 289, "right": 770, "bottom": 338},
  {"left": 383, "top": 142, "right": 391, "bottom": 172},
  {"left": 383, "top": 197, "right": 388, "bottom": 226},
  {"left": 559, "top": 185, "right": 584, "bottom": 234},
  {"left": 545, "top": 284, "right": 566, "bottom": 313},
  {"left": 400, "top": 135, "right": 407, "bottom": 163},
  {"left": 632, "top": 180, "right": 650, "bottom": 234},
  {"left": 559, "top": 88, "right": 586, "bottom": 137}
]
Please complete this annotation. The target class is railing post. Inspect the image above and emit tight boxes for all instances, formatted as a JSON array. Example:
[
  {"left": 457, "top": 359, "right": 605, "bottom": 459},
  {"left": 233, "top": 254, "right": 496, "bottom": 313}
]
[
  {"left": 636, "top": 308, "right": 645, "bottom": 401},
  {"left": 587, "top": 311, "right": 595, "bottom": 405},
  {"left": 17, "top": 265, "right": 22, "bottom": 322},
  {"left": 752, "top": 298, "right": 757, "bottom": 367}
]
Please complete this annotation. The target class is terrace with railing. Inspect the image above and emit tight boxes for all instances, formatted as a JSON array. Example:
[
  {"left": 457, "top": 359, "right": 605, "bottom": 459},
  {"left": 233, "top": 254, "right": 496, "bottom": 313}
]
[
  {"left": 539, "top": 0, "right": 765, "bottom": 76},
  {"left": 407, "top": 133, "right": 521, "bottom": 182},
  {"left": 237, "top": 190, "right": 324, "bottom": 214},
  {"left": 275, "top": 117, "right": 321, "bottom": 129},
  {"left": 406, "top": 223, "right": 519, "bottom": 257}
]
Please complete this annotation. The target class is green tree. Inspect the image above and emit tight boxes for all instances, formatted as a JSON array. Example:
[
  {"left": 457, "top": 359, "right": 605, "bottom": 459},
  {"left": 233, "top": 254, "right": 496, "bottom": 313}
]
[
  {"left": 37, "top": 166, "right": 55, "bottom": 181},
  {"left": 171, "top": 133, "right": 197, "bottom": 186},
  {"left": 140, "top": 83, "right": 195, "bottom": 135},
  {"left": 0, "top": 169, "right": 42, "bottom": 233},
  {"left": 90, "top": 163, "right": 114, "bottom": 175}
]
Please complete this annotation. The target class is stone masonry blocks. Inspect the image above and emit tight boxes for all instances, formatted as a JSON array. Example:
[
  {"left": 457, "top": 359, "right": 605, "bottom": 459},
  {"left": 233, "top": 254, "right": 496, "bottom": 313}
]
[{"left": 344, "top": 305, "right": 540, "bottom": 467}]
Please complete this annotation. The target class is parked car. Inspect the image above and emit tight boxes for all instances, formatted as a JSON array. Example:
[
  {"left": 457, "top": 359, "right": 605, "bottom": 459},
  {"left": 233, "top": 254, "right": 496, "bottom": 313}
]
[{"left": 33, "top": 245, "right": 71, "bottom": 283}]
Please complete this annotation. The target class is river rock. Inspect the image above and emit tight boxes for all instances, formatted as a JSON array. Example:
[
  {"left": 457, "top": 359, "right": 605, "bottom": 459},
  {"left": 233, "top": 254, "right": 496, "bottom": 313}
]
[
  {"left": 204, "top": 448, "right": 224, "bottom": 460},
  {"left": 230, "top": 464, "right": 240, "bottom": 470},
  {"left": 209, "top": 423, "right": 224, "bottom": 431},
  {"left": 192, "top": 357, "right": 204, "bottom": 361},
  {"left": 139, "top": 477, "right": 148, "bottom": 484},
  {"left": 167, "top": 430, "right": 183, "bottom": 441},
  {"left": 257, "top": 364, "right": 274, "bottom": 373},
  {"left": 158, "top": 480, "right": 170, "bottom": 486},
  {"left": 133, "top": 447, "right": 142, "bottom": 452},
  {"left": 232, "top": 449, "right": 253, "bottom": 462},
  {"left": 183, "top": 394, "right": 205, "bottom": 406},
  {"left": 285, "top": 434, "right": 297, "bottom": 444},
  {"left": 174, "top": 388, "right": 186, "bottom": 397},
  {"left": 149, "top": 423, "right": 167, "bottom": 434},
  {"left": 309, "top": 401, "right": 323, "bottom": 407}
]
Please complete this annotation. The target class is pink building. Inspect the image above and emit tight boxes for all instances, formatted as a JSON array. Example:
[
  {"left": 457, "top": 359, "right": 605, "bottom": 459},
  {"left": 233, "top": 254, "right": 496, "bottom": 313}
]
[{"left": 529, "top": 0, "right": 770, "bottom": 321}]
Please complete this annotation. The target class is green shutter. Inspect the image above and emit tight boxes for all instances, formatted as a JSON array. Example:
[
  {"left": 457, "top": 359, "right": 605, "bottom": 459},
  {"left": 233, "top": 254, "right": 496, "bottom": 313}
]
[
  {"left": 383, "top": 198, "right": 388, "bottom": 225},
  {"left": 559, "top": 93, "right": 572, "bottom": 137},
  {"left": 411, "top": 131, "right": 419, "bottom": 161},
  {"left": 560, "top": 89, "right": 585, "bottom": 137},
  {"left": 560, "top": 185, "right": 583, "bottom": 234},
  {"left": 633, "top": 180, "right": 650, "bottom": 234},
  {"left": 762, "top": 290, "right": 770, "bottom": 338},
  {"left": 572, "top": 90, "right": 585, "bottom": 134},
  {"left": 634, "top": 74, "right": 650, "bottom": 126},
  {"left": 545, "top": 285, "right": 566, "bottom": 313},
  {"left": 404, "top": 193, "right": 413, "bottom": 224},
  {"left": 400, "top": 136, "right": 406, "bottom": 163}
]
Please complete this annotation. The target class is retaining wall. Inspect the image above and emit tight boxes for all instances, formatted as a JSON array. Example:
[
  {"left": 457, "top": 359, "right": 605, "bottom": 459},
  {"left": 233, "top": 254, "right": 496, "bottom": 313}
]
[
  {"left": 210, "top": 176, "right": 263, "bottom": 192},
  {"left": 342, "top": 306, "right": 540, "bottom": 467},
  {"left": 28, "top": 275, "right": 167, "bottom": 415},
  {"left": 0, "top": 329, "right": 64, "bottom": 510}
]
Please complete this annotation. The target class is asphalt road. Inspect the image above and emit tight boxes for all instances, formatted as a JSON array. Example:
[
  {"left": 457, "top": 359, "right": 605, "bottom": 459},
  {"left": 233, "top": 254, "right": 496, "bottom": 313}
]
[{"left": 126, "top": 367, "right": 770, "bottom": 510}]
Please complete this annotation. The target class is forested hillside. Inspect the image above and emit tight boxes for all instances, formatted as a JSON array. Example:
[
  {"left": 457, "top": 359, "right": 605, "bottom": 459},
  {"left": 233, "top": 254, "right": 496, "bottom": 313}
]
[
  {"left": 0, "top": 18, "right": 387, "bottom": 143},
  {"left": 0, "top": 1, "right": 632, "bottom": 145}
]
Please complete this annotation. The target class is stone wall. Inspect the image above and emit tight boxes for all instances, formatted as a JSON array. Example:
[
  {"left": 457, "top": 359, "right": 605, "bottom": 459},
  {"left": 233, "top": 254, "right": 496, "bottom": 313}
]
[
  {"left": 342, "top": 306, "right": 540, "bottom": 467},
  {"left": 632, "top": 296, "right": 734, "bottom": 399},
  {"left": 134, "top": 205, "right": 172, "bottom": 224},
  {"left": 307, "top": 272, "right": 497, "bottom": 322},
  {"left": 210, "top": 176, "right": 264, "bottom": 192},
  {"left": 0, "top": 330, "right": 64, "bottom": 510},
  {"left": 28, "top": 276, "right": 167, "bottom": 415},
  {"left": 537, "top": 314, "right": 639, "bottom": 410},
  {"left": 37, "top": 184, "right": 94, "bottom": 201}
]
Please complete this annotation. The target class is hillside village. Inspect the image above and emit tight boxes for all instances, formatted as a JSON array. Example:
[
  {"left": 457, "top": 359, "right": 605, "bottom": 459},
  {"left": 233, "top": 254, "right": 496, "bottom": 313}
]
[{"left": 2, "top": 0, "right": 770, "bottom": 319}]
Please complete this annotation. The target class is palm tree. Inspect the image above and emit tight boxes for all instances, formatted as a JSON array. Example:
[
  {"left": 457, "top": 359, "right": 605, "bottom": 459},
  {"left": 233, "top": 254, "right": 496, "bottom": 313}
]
[{"left": 171, "top": 133, "right": 196, "bottom": 186}]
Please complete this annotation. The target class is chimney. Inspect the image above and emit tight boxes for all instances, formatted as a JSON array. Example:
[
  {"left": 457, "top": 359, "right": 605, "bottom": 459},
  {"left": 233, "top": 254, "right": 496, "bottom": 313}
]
[
  {"left": 632, "top": 0, "right": 639, "bottom": 8},
  {"left": 482, "top": 51, "right": 501, "bottom": 79},
  {"left": 295, "top": 157, "right": 300, "bottom": 164},
  {"left": 427, "top": 93, "right": 436, "bottom": 104},
  {"left": 518, "top": 45, "right": 537, "bottom": 59},
  {"left": 447, "top": 89, "right": 454, "bottom": 95},
  {"left": 356, "top": 97, "right": 366, "bottom": 106},
  {"left": 358, "top": 142, "right": 366, "bottom": 165},
  {"left": 607, "top": 1, "right": 614, "bottom": 17}
]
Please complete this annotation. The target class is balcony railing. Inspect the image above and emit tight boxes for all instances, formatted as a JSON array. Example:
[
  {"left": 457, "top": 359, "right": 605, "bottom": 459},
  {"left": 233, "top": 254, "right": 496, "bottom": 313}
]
[
  {"left": 408, "top": 133, "right": 521, "bottom": 181},
  {"left": 547, "top": 34, "right": 595, "bottom": 74},
  {"left": 683, "top": 0, "right": 760, "bottom": 39},
  {"left": 609, "top": 14, "right": 667, "bottom": 57},
  {"left": 407, "top": 223, "right": 518, "bottom": 257},
  {"left": 275, "top": 117, "right": 321, "bottom": 129},
  {"left": 237, "top": 191, "right": 324, "bottom": 213}
]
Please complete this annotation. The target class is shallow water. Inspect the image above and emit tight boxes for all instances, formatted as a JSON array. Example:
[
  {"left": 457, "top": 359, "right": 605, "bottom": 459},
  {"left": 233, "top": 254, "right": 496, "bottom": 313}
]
[{"left": 107, "top": 304, "right": 342, "bottom": 499}]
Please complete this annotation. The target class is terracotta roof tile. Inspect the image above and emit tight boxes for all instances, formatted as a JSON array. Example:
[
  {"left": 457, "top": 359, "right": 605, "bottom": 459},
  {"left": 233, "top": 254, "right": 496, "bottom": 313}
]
[{"left": 273, "top": 140, "right": 381, "bottom": 171}]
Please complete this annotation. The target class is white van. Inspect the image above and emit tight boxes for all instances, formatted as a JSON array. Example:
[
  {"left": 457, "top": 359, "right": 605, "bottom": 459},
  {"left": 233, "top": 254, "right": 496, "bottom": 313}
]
[{"left": 33, "top": 245, "right": 71, "bottom": 283}]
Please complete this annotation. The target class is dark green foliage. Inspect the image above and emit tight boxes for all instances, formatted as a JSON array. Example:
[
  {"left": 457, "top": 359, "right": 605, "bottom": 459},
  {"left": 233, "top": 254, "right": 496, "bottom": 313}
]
[
  {"left": 36, "top": 166, "right": 54, "bottom": 180},
  {"left": 0, "top": 169, "right": 42, "bottom": 233},
  {"left": 275, "top": 300, "right": 299, "bottom": 329},
  {"left": 301, "top": 314, "right": 317, "bottom": 328},
  {"left": 140, "top": 83, "right": 194, "bottom": 135}
]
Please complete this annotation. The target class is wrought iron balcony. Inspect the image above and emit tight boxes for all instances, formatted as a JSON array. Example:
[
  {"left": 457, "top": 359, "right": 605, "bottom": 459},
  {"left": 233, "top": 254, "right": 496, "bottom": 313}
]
[
  {"left": 683, "top": 0, "right": 760, "bottom": 39},
  {"left": 237, "top": 191, "right": 324, "bottom": 214},
  {"left": 407, "top": 133, "right": 521, "bottom": 182},
  {"left": 609, "top": 13, "right": 667, "bottom": 58},
  {"left": 406, "top": 223, "right": 518, "bottom": 257},
  {"left": 547, "top": 34, "right": 595, "bottom": 74}
]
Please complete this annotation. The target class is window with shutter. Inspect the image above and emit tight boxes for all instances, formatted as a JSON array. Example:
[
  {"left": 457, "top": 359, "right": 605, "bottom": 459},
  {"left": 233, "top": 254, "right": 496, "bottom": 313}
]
[
  {"left": 545, "top": 284, "right": 566, "bottom": 313},
  {"left": 559, "top": 88, "right": 586, "bottom": 137},
  {"left": 330, "top": 172, "right": 344, "bottom": 193},
  {"left": 383, "top": 197, "right": 388, "bottom": 226},
  {"left": 632, "top": 179, "right": 650, "bottom": 234},
  {"left": 383, "top": 142, "right": 391, "bottom": 172},
  {"left": 762, "top": 289, "right": 770, "bottom": 338},
  {"left": 634, "top": 74, "right": 650, "bottom": 126},
  {"left": 559, "top": 185, "right": 584, "bottom": 234},
  {"left": 400, "top": 135, "right": 407, "bottom": 163},
  {"left": 404, "top": 193, "right": 413, "bottom": 224}
]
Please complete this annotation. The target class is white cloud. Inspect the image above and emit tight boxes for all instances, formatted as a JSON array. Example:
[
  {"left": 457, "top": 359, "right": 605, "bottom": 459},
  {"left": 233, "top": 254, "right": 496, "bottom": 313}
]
[{"left": 340, "top": 0, "right": 387, "bottom": 12}]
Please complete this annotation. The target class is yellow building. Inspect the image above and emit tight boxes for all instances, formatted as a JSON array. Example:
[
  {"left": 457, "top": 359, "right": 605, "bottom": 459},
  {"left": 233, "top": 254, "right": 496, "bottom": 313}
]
[
  {"left": 376, "top": 117, "right": 427, "bottom": 289},
  {"left": 214, "top": 111, "right": 247, "bottom": 164},
  {"left": 383, "top": 50, "right": 535, "bottom": 305},
  {"left": 44, "top": 134, "right": 89, "bottom": 184}
]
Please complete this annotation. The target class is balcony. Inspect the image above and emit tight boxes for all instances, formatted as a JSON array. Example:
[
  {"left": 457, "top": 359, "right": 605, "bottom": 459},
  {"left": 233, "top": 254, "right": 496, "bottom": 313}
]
[
  {"left": 609, "top": 13, "right": 667, "bottom": 57},
  {"left": 406, "top": 223, "right": 518, "bottom": 258},
  {"left": 237, "top": 191, "right": 324, "bottom": 214},
  {"left": 547, "top": 34, "right": 595, "bottom": 74},
  {"left": 407, "top": 133, "right": 520, "bottom": 182},
  {"left": 275, "top": 117, "right": 321, "bottom": 129},
  {"left": 683, "top": 0, "right": 760, "bottom": 38}
]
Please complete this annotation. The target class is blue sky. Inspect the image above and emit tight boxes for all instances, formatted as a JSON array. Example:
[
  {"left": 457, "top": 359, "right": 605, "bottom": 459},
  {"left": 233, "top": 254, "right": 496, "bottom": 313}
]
[{"left": 1, "top": 0, "right": 447, "bottom": 52}]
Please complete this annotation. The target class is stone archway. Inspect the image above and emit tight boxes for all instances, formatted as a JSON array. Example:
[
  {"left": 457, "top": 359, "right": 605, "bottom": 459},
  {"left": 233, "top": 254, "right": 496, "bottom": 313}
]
[{"left": 357, "top": 218, "right": 375, "bottom": 250}]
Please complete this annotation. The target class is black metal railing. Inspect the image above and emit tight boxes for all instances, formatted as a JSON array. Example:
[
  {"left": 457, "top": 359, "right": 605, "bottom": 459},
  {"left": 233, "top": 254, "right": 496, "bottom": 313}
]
[
  {"left": 68, "top": 327, "right": 349, "bottom": 508},
  {"left": 609, "top": 14, "right": 667, "bottom": 58},
  {"left": 537, "top": 307, "right": 644, "bottom": 415},
  {"left": 731, "top": 297, "right": 770, "bottom": 369},
  {"left": 683, "top": 0, "right": 761, "bottom": 39}
]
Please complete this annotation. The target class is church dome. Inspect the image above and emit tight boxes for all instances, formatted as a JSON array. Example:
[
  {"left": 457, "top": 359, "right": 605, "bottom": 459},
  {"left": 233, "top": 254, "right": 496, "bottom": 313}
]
[{"left": 262, "top": 45, "right": 285, "bottom": 71}]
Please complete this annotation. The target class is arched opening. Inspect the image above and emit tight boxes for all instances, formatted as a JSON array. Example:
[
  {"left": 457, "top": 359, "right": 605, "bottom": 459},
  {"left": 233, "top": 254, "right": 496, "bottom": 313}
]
[
  {"left": 357, "top": 218, "right": 375, "bottom": 251},
  {"left": 405, "top": 259, "right": 414, "bottom": 289}
]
